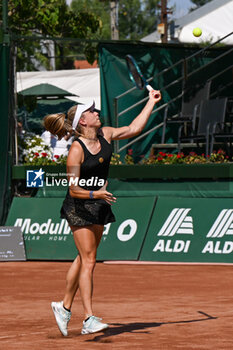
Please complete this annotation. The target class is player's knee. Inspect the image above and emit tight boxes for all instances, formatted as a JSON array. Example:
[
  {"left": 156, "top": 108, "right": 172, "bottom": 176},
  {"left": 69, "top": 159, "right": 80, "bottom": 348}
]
[{"left": 82, "top": 255, "right": 96, "bottom": 271}]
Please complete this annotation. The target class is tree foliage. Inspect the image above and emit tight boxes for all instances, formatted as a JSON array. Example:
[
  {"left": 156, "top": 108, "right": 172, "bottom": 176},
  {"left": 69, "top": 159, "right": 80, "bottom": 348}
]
[
  {"left": 1, "top": 0, "right": 162, "bottom": 70},
  {"left": 7, "top": 0, "right": 100, "bottom": 38},
  {"left": 71, "top": 0, "right": 111, "bottom": 39},
  {"left": 71, "top": 0, "right": 160, "bottom": 40},
  {"left": 1, "top": 0, "right": 101, "bottom": 70},
  {"left": 119, "top": 0, "right": 160, "bottom": 40},
  {"left": 140, "top": 0, "right": 161, "bottom": 38}
]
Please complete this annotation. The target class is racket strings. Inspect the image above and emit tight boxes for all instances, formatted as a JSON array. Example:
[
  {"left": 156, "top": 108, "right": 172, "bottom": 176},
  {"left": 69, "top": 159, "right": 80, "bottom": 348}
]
[{"left": 126, "top": 57, "right": 144, "bottom": 89}]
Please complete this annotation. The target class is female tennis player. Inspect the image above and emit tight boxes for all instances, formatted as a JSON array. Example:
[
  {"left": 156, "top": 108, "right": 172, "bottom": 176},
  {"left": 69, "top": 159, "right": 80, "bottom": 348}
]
[{"left": 43, "top": 89, "right": 161, "bottom": 336}]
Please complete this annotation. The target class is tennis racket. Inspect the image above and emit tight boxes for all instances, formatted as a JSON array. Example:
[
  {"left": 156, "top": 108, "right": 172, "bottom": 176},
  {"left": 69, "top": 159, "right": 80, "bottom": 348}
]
[{"left": 125, "top": 54, "right": 160, "bottom": 98}]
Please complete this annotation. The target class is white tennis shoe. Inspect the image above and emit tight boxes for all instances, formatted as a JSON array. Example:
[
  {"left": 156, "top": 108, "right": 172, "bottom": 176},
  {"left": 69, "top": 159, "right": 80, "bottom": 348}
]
[
  {"left": 51, "top": 301, "right": 71, "bottom": 336},
  {"left": 81, "top": 316, "right": 108, "bottom": 334}
]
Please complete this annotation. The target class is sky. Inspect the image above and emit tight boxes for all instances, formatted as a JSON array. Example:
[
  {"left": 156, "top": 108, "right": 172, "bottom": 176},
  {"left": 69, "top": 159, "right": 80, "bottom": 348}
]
[
  {"left": 168, "top": 0, "right": 194, "bottom": 19},
  {"left": 66, "top": 0, "right": 194, "bottom": 19}
]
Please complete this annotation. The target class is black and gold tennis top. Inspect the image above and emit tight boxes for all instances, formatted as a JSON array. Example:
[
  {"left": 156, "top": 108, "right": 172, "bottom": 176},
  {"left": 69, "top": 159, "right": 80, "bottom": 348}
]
[{"left": 73, "top": 134, "right": 112, "bottom": 191}]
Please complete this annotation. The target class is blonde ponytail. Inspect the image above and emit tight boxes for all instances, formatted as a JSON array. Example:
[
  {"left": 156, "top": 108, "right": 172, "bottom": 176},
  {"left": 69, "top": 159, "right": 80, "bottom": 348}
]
[{"left": 43, "top": 105, "right": 83, "bottom": 140}]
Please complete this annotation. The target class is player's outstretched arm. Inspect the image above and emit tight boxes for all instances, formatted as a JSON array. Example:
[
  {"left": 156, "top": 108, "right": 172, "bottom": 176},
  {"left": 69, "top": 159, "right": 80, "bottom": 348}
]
[{"left": 103, "top": 90, "right": 161, "bottom": 142}]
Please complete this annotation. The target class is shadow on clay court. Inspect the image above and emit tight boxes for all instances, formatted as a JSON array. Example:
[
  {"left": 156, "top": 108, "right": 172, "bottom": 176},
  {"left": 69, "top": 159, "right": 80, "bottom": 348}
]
[{"left": 85, "top": 311, "right": 217, "bottom": 343}]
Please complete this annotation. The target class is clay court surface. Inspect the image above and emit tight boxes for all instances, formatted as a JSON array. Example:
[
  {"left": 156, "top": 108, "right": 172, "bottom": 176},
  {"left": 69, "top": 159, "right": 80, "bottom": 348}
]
[{"left": 0, "top": 261, "right": 232, "bottom": 350}]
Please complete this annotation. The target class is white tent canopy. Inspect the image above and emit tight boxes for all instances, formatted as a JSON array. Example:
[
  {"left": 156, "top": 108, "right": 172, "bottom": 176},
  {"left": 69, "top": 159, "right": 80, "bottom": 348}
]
[
  {"left": 17, "top": 68, "right": 101, "bottom": 109},
  {"left": 177, "top": 0, "right": 233, "bottom": 45}
]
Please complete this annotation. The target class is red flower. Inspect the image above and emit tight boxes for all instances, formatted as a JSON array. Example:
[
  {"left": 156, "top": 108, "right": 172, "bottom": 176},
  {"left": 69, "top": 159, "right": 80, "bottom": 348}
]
[
  {"left": 54, "top": 155, "right": 60, "bottom": 159},
  {"left": 168, "top": 154, "right": 173, "bottom": 157},
  {"left": 34, "top": 152, "right": 39, "bottom": 157},
  {"left": 157, "top": 157, "right": 163, "bottom": 161},
  {"left": 128, "top": 149, "right": 133, "bottom": 156},
  {"left": 41, "top": 152, "right": 47, "bottom": 157},
  {"left": 177, "top": 154, "right": 181, "bottom": 158},
  {"left": 159, "top": 151, "right": 166, "bottom": 157}
]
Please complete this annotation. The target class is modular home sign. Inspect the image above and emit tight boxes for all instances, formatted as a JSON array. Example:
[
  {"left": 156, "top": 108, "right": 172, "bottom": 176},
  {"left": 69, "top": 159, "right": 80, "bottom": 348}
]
[{"left": 6, "top": 197, "right": 155, "bottom": 261}]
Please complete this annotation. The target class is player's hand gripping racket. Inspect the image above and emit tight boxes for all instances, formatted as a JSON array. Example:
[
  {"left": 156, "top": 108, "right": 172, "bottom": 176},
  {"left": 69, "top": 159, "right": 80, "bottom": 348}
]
[{"left": 125, "top": 54, "right": 160, "bottom": 99}]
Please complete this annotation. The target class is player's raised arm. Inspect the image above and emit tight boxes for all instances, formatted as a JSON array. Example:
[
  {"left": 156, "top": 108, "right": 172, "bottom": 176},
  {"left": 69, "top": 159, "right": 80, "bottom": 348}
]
[{"left": 103, "top": 89, "right": 161, "bottom": 141}]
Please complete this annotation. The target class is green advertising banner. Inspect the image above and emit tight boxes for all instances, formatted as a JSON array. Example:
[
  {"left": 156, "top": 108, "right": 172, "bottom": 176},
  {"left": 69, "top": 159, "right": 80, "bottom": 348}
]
[
  {"left": 6, "top": 196, "right": 233, "bottom": 263},
  {"left": 140, "top": 197, "right": 233, "bottom": 263},
  {"left": 5, "top": 197, "right": 155, "bottom": 261},
  {"left": 6, "top": 198, "right": 76, "bottom": 260},
  {"left": 97, "top": 197, "right": 155, "bottom": 260}
]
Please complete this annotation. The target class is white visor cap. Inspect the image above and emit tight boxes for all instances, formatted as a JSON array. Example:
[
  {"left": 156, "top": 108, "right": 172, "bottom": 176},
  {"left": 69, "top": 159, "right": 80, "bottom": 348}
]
[{"left": 72, "top": 101, "right": 95, "bottom": 131}]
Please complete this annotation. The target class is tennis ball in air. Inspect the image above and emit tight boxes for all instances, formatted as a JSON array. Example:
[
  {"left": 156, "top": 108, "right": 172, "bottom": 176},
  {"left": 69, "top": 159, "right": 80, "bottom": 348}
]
[{"left": 193, "top": 27, "right": 202, "bottom": 37}]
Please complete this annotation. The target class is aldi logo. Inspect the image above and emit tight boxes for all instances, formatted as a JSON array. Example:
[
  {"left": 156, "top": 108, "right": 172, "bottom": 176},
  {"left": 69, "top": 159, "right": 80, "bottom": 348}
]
[
  {"left": 26, "top": 169, "right": 44, "bottom": 188},
  {"left": 157, "top": 208, "right": 193, "bottom": 236},
  {"left": 153, "top": 208, "right": 193, "bottom": 254},
  {"left": 206, "top": 209, "right": 233, "bottom": 238},
  {"left": 202, "top": 209, "right": 233, "bottom": 255}
]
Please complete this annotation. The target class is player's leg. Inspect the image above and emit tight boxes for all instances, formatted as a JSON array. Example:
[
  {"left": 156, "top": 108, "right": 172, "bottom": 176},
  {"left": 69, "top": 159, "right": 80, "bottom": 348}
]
[
  {"left": 73, "top": 224, "right": 108, "bottom": 334},
  {"left": 62, "top": 222, "right": 103, "bottom": 309},
  {"left": 63, "top": 254, "right": 81, "bottom": 310},
  {"left": 51, "top": 224, "right": 106, "bottom": 335},
  {"left": 72, "top": 224, "right": 103, "bottom": 318},
  {"left": 51, "top": 229, "right": 83, "bottom": 337},
  {"left": 61, "top": 222, "right": 103, "bottom": 310}
]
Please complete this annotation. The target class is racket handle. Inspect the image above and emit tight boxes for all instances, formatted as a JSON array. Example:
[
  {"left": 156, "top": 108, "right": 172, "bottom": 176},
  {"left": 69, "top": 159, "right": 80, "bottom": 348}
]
[
  {"left": 146, "top": 84, "right": 160, "bottom": 99},
  {"left": 146, "top": 84, "right": 153, "bottom": 91}
]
